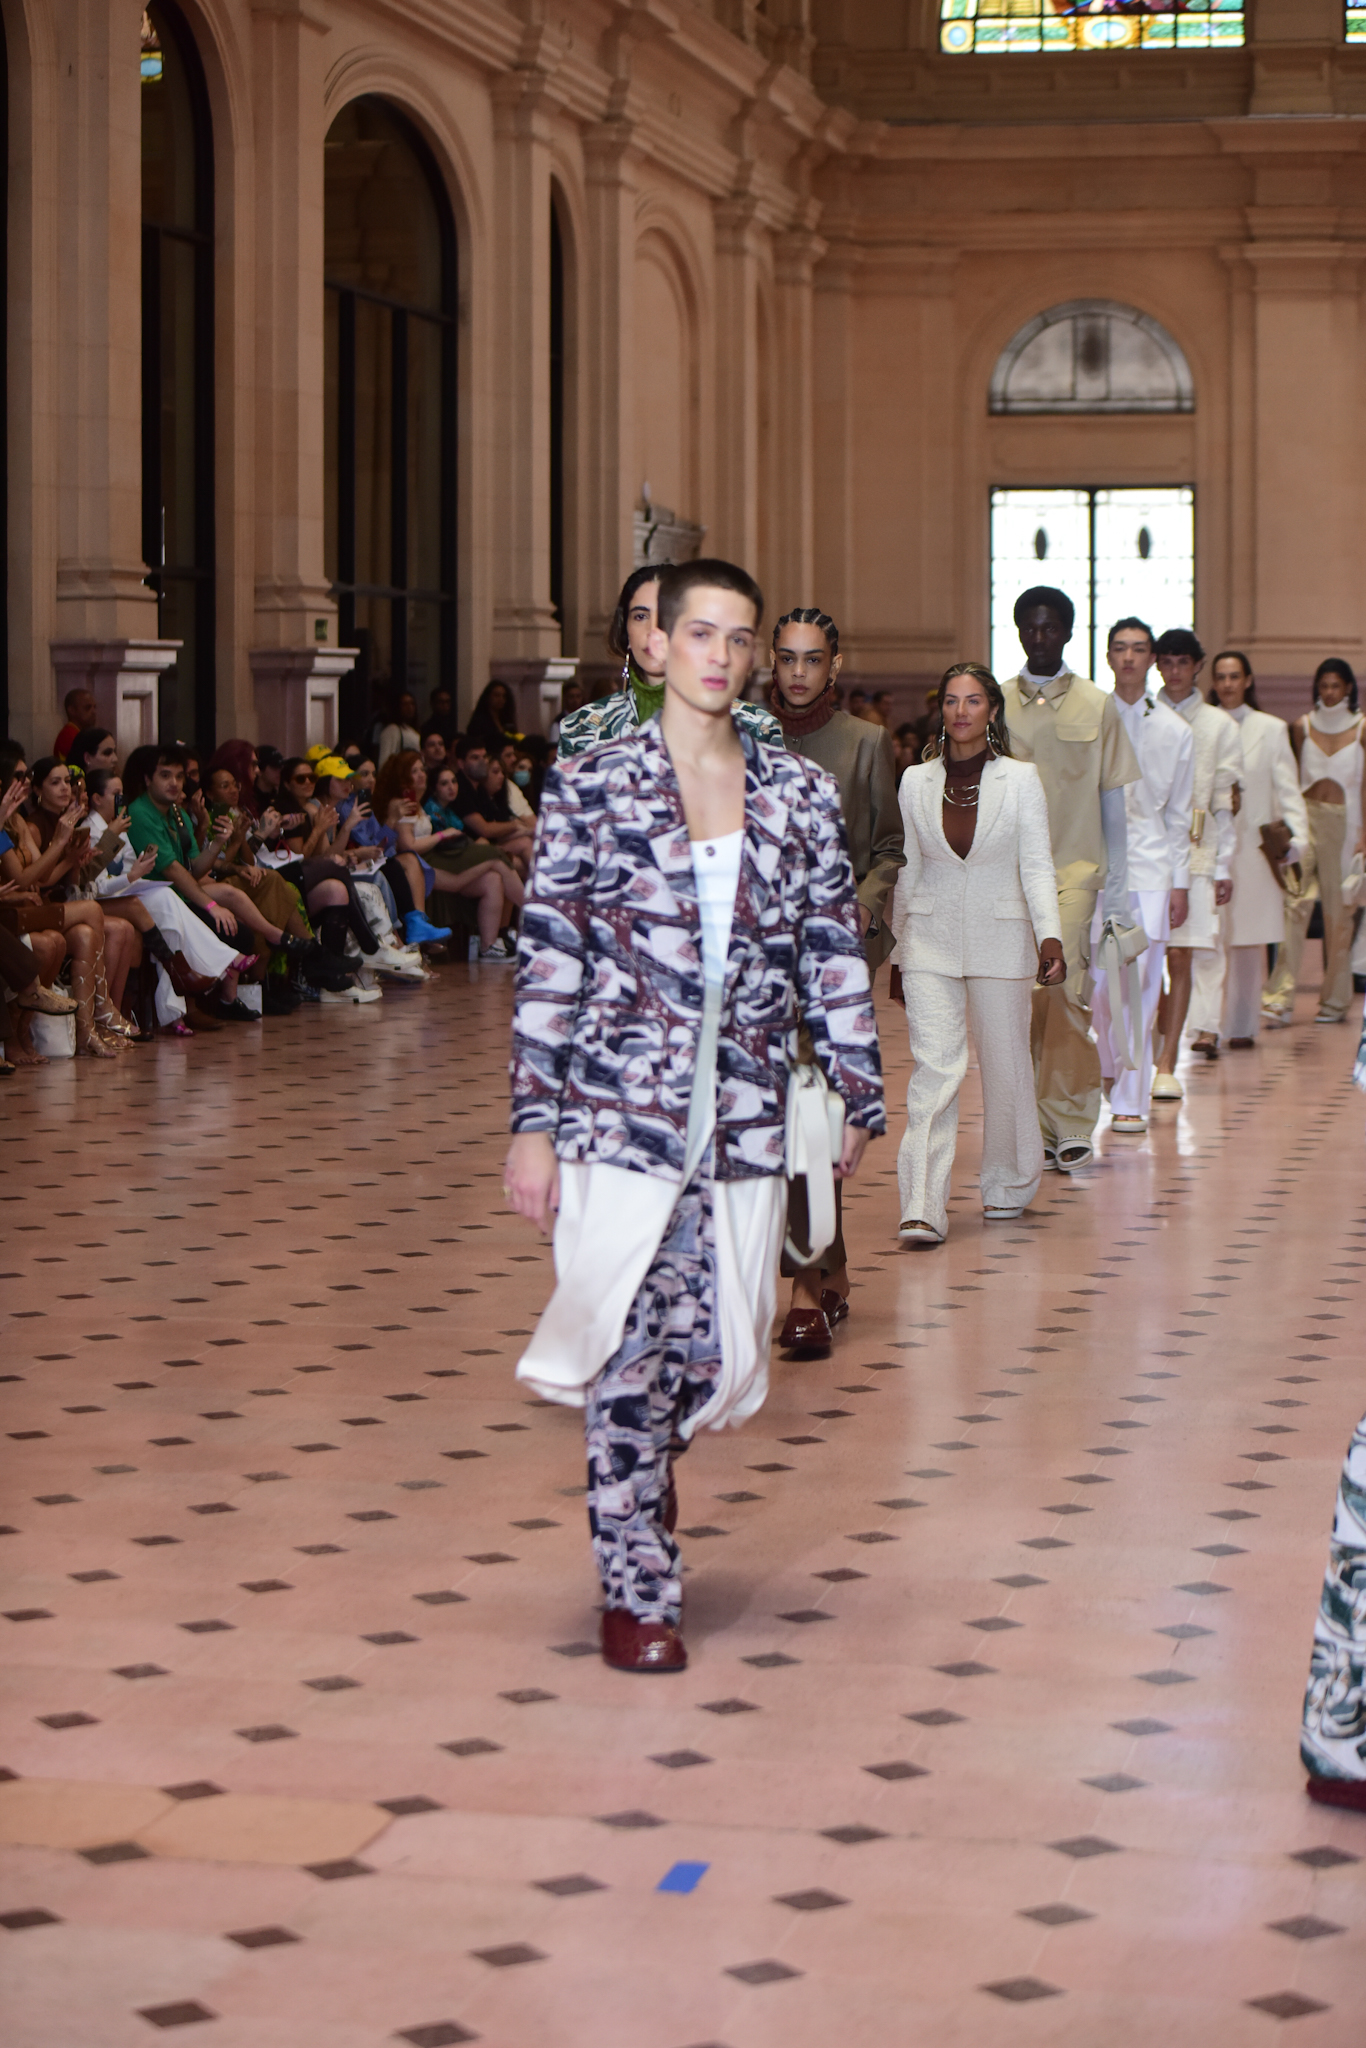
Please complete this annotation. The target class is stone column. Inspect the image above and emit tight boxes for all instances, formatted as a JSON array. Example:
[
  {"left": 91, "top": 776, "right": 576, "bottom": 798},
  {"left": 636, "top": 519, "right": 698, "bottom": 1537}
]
[
  {"left": 712, "top": 193, "right": 763, "bottom": 572},
  {"left": 812, "top": 242, "right": 859, "bottom": 633},
  {"left": 1250, "top": 0, "right": 1346, "bottom": 118},
  {"left": 247, "top": 0, "right": 353, "bottom": 741},
  {"left": 769, "top": 229, "right": 824, "bottom": 607},
  {"left": 50, "top": 0, "right": 176, "bottom": 718},
  {"left": 488, "top": 69, "right": 562, "bottom": 702},
  {"left": 579, "top": 118, "right": 640, "bottom": 680}
]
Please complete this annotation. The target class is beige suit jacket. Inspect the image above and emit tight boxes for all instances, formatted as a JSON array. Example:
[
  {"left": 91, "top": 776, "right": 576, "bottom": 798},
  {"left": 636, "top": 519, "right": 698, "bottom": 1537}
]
[{"left": 890, "top": 755, "right": 1061, "bottom": 980}]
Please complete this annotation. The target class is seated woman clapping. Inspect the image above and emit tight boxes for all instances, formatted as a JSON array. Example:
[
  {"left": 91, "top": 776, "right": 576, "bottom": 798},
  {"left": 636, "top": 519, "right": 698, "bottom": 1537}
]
[{"left": 374, "top": 750, "right": 525, "bottom": 963}]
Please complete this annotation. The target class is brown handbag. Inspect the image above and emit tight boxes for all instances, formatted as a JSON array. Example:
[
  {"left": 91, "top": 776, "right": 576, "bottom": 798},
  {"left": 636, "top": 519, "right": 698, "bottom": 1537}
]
[{"left": 1259, "top": 820, "right": 1303, "bottom": 896}]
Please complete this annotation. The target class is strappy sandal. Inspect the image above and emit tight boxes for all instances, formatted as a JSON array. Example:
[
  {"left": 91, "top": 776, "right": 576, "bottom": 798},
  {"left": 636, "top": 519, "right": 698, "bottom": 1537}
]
[{"left": 1191, "top": 1034, "right": 1219, "bottom": 1059}]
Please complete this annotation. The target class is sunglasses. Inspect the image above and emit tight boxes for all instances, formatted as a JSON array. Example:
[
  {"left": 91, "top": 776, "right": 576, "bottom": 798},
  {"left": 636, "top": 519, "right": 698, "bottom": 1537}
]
[{"left": 290, "top": 771, "right": 315, "bottom": 785}]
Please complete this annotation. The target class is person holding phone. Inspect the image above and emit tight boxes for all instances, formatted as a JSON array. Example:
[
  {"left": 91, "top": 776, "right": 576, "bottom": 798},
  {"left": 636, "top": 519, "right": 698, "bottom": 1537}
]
[{"left": 889, "top": 663, "right": 1063, "bottom": 1244}]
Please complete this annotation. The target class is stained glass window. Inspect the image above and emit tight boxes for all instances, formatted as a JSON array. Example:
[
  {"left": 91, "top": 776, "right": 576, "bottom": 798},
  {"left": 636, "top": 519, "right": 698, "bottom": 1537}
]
[
  {"left": 1348, "top": 5, "right": 1366, "bottom": 46},
  {"left": 941, "top": 3, "right": 1245, "bottom": 55}
]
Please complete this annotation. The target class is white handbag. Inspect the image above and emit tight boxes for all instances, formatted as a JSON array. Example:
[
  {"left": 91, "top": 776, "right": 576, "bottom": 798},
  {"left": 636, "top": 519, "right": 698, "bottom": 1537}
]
[
  {"left": 784, "top": 1057, "right": 845, "bottom": 1265},
  {"left": 1095, "top": 919, "right": 1149, "bottom": 1074}
]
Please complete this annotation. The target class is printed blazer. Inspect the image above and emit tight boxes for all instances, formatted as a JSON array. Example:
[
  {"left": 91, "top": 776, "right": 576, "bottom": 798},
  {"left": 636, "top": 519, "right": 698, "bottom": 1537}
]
[
  {"left": 510, "top": 717, "right": 885, "bottom": 1183},
  {"left": 890, "top": 756, "right": 1062, "bottom": 981},
  {"left": 557, "top": 686, "right": 783, "bottom": 759}
]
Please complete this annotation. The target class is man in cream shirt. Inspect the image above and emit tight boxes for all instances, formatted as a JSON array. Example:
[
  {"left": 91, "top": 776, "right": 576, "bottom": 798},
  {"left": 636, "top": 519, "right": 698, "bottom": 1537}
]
[
  {"left": 1091, "top": 618, "right": 1194, "bottom": 1131},
  {"left": 1003, "top": 585, "right": 1140, "bottom": 1171}
]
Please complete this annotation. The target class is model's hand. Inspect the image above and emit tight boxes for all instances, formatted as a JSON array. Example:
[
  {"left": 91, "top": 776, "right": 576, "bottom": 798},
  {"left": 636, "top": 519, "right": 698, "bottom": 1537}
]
[
  {"left": 504, "top": 1133, "right": 560, "bottom": 1235},
  {"left": 1230, "top": 781, "right": 1242, "bottom": 817},
  {"left": 1037, "top": 939, "right": 1065, "bottom": 986},
  {"left": 1214, "top": 879, "right": 1233, "bottom": 907},
  {"left": 835, "top": 1125, "right": 870, "bottom": 1183},
  {"left": 1168, "top": 888, "right": 1189, "bottom": 932}
]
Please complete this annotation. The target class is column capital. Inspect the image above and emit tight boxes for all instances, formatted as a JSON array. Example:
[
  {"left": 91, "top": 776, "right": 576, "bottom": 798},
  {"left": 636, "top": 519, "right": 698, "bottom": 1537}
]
[
  {"left": 50, "top": 639, "right": 181, "bottom": 759},
  {"left": 774, "top": 228, "right": 827, "bottom": 287},
  {"left": 249, "top": 646, "right": 357, "bottom": 755}
]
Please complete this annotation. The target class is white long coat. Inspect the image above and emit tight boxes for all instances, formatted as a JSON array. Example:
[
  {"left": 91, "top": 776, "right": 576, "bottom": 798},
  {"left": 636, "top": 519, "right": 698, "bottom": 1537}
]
[
  {"left": 1226, "top": 709, "right": 1310, "bottom": 947},
  {"left": 890, "top": 755, "right": 1062, "bottom": 979}
]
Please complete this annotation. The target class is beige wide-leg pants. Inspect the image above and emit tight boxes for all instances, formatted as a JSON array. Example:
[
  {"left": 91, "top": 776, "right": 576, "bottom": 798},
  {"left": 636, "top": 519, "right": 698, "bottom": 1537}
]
[
  {"left": 899, "top": 972, "right": 1043, "bottom": 1238},
  {"left": 1030, "top": 876, "right": 1099, "bottom": 1152},
  {"left": 1263, "top": 801, "right": 1353, "bottom": 1023}
]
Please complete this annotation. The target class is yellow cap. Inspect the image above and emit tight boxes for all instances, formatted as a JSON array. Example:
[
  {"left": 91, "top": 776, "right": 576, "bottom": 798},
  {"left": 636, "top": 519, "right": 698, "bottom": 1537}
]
[{"left": 311, "top": 755, "right": 354, "bottom": 782}]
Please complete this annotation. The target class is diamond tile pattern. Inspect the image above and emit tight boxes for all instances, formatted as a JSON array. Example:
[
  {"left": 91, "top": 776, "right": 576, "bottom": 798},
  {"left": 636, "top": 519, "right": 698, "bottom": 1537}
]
[{"left": 0, "top": 970, "right": 1352, "bottom": 2045}]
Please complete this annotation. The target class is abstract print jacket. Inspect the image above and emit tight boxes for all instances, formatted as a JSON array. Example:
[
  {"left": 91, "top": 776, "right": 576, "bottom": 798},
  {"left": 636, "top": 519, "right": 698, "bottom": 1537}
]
[
  {"left": 557, "top": 686, "right": 783, "bottom": 759},
  {"left": 510, "top": 717, "right": 885, "bottom": 1183}
]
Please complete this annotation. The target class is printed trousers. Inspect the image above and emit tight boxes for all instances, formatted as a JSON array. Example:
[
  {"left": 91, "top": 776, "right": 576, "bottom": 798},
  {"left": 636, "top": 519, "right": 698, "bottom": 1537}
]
[
  {"left": 584, "top": 1160, "right": 722, "bottom": 1624},
  {"left": 899, "top": 971, "right": 1042, "bottom": 1237},
  {"left": 1301, "top": 1411, "right": 1366, "bottom": 1789}
]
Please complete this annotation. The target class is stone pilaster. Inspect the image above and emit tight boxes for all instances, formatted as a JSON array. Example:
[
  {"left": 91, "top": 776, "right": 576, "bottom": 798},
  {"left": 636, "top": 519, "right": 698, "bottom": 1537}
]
[
  {"left": 50, "top": 640, "right": 182, "bottom": 760},
  {"left": 582, "top": 119, "right": 641, "bottom": 652},
  {"left": 249, "top": 647, "right": 358, "bottom": 758},
  {"left": 711, "top": 193, "right": 763, "bottom": 572}
]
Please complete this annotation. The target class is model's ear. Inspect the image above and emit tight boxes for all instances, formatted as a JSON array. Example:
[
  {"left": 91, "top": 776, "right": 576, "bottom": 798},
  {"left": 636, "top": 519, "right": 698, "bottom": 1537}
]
[
  {"left": 645, "top": 624, "right": 669, "bottom": 671},
  {"left": 830, "top": 651, "right": 843, "bottom": 685}
]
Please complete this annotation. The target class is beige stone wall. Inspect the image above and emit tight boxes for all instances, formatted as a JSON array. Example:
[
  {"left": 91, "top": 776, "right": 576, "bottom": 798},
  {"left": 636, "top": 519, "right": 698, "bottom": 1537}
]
[{"left": 4, "top": 0, "right": 1363, "bottom": 747}]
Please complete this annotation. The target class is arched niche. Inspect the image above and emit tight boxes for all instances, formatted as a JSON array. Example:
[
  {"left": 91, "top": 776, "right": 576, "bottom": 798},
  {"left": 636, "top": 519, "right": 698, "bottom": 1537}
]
[
  {"left": 633, "top": 228, "right": 699, "bottom": 534},
  {"left": 990, "top": 300, "right": 1194, "bottom": 416},
  {"left": 323, "top": 94, "right": 458, "bottom": 737}
]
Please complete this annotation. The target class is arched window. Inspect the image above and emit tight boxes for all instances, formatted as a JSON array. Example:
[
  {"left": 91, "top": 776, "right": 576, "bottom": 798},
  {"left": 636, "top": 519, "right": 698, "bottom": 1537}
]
[
  {"left": 1349, "top": 4, "right": 1366, "bottom": 44},
  {"left": 141, "top": 2, "right": 215, "bottom": 747},
  {"left": 940, "top": 3, "right": 1243, "bottom": 55},
  {"left": 324, "top": 98, "right": 457, "bottom": 738},
  {"left": 990, "top": 300, "right": 1194, "bottom": 416}
]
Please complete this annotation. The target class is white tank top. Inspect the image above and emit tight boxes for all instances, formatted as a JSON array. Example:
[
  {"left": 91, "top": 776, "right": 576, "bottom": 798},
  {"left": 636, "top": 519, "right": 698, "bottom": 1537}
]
[
  {"left": 1299, "top": 714, "right": 1363, "bottom": 878},
  {"left": 690, "top": 829, "right": 743, "bottom": 986}
]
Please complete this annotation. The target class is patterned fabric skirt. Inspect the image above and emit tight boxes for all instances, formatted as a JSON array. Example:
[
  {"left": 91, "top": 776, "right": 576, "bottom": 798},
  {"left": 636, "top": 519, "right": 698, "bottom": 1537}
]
[
  {"left": 583, "top": 1160, "right": 722, "bottom": 1625},
  {"left": 1301, "top": 1410, "right": 1366, "bottom": 1789}
]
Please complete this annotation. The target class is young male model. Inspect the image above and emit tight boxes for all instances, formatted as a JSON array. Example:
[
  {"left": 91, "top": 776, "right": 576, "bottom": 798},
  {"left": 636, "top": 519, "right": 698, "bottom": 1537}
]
[
  {"left": 1092, "top": 619, "right": 1194, "bottom": 1132},
  {"left": 1002, "top": 586, "right": 1139, "bottom": 1170},
  {"left": 505, "top": 559, "right": 884, "bottom": 1674},
  {"left": 1152, "top": 629, "right": 1242, "bottom": 1093}
]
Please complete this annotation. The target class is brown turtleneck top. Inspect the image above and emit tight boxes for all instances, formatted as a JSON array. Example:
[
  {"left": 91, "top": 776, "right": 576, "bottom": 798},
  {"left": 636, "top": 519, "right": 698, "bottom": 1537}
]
[{"left": 941, "top": 747, "right": 989, "bottom": 859}]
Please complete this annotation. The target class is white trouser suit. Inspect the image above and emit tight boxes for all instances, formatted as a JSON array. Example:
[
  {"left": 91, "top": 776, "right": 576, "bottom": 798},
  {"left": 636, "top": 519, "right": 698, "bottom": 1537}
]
[
  {"left": 1091, "top": 888, "right": 1171, "bottom": 1118},
  {"left": 890, "top": 756, "right": 1062, "bottom": 1238}
]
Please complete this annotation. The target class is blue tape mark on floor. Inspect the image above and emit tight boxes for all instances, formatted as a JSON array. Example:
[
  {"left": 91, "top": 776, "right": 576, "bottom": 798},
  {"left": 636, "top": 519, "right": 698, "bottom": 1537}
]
[{"left": 657, "top": 1860, "right": 709, "bottom": 1894}]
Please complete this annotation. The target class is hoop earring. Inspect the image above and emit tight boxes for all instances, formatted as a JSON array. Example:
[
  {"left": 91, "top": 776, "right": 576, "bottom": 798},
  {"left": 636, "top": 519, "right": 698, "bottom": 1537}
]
[{"left": 985, "top": 726, "right": 1001, "bottom": 757}]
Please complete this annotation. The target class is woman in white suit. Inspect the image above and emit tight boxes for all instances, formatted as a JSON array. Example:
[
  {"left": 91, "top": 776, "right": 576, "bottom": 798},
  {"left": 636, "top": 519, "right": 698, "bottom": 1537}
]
[
  {"left": 1205, "top": 652, "right": 1309, "bottom": 1044},
  {"left": 890, "top": 664, "right": 1063, "bottom": 1244}
]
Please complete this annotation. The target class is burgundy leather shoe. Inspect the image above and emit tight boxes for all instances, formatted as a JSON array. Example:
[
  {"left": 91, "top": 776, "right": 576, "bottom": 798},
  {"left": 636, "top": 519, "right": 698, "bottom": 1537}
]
[
  {"left": 820, "top": 1288, "right": 850, "bottom": 1329},
  {"left": 1306, "top": 1774, "right": 1366, "bottom": 1812},
  {"left": 778, "top": 1306, "right": 832, "bottom": 1355},
  {"left": 601, "top": 1607, "right": 687, "bottom": 1673}
]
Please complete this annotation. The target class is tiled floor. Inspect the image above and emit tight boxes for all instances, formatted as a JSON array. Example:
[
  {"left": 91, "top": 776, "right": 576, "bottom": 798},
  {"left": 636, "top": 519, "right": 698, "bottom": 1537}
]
[{"left": 1, "top": 963, "right": 1363, "bottom": 2046}]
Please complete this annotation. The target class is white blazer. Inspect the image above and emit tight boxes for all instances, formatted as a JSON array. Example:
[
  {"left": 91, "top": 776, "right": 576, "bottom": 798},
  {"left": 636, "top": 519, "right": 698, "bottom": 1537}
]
[
  {"left": 890, "top": 755, "right": 1062, "bottom": 979},
  {"left": 1225, "top": 708, "right": 1309, "bottom": 948}
]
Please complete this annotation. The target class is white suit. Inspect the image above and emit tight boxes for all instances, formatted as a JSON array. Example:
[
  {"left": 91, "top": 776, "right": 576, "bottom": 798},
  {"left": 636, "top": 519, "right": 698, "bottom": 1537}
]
[
  {"left": 1224, "top": 706, "right": 1308, "bottom": 1038},
  {"left": 890, "top": 755, "right": 1061, "bottom": 1235}
]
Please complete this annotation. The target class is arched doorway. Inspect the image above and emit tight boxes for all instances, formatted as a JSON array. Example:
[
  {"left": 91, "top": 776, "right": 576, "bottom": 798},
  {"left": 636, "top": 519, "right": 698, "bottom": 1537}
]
[
  {"left": 323, "top": 97, "right": 457, "bottom": 742},
  {"left": 140, "top": 1, "right": 215, "bottom": 748},
  {"left": 987, "top": 300, "right": 1196, "bottom": 680}
]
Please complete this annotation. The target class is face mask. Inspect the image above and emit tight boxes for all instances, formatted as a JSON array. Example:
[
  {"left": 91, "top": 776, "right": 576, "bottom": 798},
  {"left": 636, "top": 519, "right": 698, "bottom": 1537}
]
[{"left": 512, "top": 767, "right": 531, "bottom": 789}]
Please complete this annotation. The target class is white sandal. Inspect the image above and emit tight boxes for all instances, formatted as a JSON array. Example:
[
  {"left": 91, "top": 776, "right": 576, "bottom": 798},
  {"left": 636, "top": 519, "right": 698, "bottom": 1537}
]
[{"left": 898, "top": 1219, "right": 944, "bottom": 1246}]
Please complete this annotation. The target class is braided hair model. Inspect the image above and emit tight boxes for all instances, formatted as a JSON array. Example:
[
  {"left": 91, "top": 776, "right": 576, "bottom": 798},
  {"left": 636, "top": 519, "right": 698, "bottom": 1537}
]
[{"left": 771, "top": 607, "right": 839, "bottom": 658}]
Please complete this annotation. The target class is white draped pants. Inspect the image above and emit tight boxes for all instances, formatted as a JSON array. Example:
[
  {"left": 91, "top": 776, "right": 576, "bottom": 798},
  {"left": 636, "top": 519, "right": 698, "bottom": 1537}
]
[
  {"left": 898, "top": 972, "right": 1042, "bottom": 1236},
  {"left": 1091, "top": 888, "right": 1167, "bottom": 1117}
]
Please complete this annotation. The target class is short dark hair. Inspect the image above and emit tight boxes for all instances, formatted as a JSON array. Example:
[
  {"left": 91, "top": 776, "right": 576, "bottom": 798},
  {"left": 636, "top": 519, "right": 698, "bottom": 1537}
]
[
  {"left": 1013, "top": 586, "right": 1075, "bottom": 635},
  {"left": 67, "top": 726, "right": 116, "bottom": 773},
  {"left": 256, "top": 745, "right": 283, "bottom": 771},
  {"left": 656, "top": 558, "right": 763, "bottom": 638},
  {"left": 1313, "top": 657, "right": 1359, "bottom": 711},
  {"left": 1209, "top": 649, "right": 1258, "bottom": 709},
  {"left": 1108, "top": 616, "right": 1154, "bottom": 651},
  {"left": 84, "top": 767, "right": 119, "bottom": 805},
  {"left": 1155, "top": 628, "right": 1205, "bottom": 662},
  {"left": 63, "top": 686, "right": 92, "bottom": 713},
  {"left": 454, "top": 732, "right": 486, "bottom": 761}
]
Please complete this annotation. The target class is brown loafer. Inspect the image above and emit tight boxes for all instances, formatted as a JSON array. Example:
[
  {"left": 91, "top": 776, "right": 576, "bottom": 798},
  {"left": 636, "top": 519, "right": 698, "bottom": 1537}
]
[
  {"left": 820, "top": 1288, "right": 850, "bottom": 1329},
  {"left": 601, "top": 1607, "right": 687, "bottom": 1673},
  {"left": 1226, "top": 1037, "right": 1254, "bottom": 1049},
  {"left": 778, "top": 1307, "right": 832, "bottom": 1355}
]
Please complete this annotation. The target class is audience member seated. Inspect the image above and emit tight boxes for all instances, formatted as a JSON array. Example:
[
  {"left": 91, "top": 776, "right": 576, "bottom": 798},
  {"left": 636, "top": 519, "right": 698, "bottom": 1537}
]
[
  {"left": 426, "top": 687, "right": 458, "bottom": 746},
  {"left": 126, "top": 749, "right": 326, "bottom": 1006},
  {"left": 333, "top": 758, "right": 449, "bottom": 950},
  {"left": 374, "top": 749, "right": 523, "bottom": 961},
  {"left": 420, "top": 727, "right": 448, "bottom": 777},
  {"left": 497, "top": 741, "right": 536, "bottom": 822},
  {"left": 1, "top": 753, "right": 136, "bottom": 1056},
  {"left": 0, "top": 763, "right": 78, "bottom": 1068},
  {"left": 453, "top": 736, "right": 535, "bottom": 876},
  {"left": 84, "top": 766, "right": 244, "bottom": 1034},
  {"left": 465, "top": 680, "right": 523, "bottom": 753},
  {"left": 546, "top": 679, "right": 585, "bottom": 748},
  {"left": 68, "top": 727, "right": 120, "bottom": 779},
  {"left": 377, "top": 690, "right": 422, "bottom": 766},
  {"left": 53, "top": 687, "right": 99, "bottom": 762}
]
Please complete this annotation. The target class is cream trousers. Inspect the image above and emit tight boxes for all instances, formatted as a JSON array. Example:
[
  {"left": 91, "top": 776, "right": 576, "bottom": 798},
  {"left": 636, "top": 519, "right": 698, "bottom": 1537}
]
[{"left": 898, "top": 972, "right": 1043, "bottom": 1237}]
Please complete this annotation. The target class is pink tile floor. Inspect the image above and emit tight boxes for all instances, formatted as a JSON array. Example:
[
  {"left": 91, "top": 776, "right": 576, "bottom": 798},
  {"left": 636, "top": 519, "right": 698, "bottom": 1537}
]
[{"left": 1, "top": 965, "right": 1363, "bottom": 2045}]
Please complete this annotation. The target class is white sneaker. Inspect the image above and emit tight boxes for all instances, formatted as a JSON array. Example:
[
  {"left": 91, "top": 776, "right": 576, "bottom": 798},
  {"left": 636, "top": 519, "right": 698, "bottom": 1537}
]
[
  {"left": 374, "top": 946, "right": 424, "bottom": 980},
  {"left": 319, "top": 983, "right": 382, "bottom": 1005},
  {"left": 477, "top": 945, "right": 514, "bottom": 964}
]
